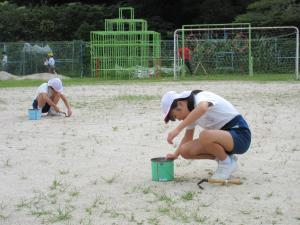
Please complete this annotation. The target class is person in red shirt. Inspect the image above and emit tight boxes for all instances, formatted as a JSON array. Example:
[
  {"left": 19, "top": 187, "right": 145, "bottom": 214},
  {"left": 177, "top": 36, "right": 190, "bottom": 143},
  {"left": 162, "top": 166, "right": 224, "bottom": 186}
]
[{"left": 178, "top": 47, "right": 193, "bottom": 74}]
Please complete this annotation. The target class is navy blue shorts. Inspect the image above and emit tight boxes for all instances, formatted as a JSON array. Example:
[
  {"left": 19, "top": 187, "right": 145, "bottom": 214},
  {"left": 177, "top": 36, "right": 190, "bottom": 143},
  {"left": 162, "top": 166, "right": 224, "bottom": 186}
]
[
  {"left": 221, "top": 115, "right": 251, "bottom": 154},
  {"left": 32, "top": 99, "right": 50, "bottom": 113}
]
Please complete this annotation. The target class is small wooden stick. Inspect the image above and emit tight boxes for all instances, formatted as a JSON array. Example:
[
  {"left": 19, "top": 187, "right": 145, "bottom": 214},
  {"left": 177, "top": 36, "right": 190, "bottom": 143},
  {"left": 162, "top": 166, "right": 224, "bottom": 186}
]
[
  {"left": 207, "top": 178, "right": 242, "bottom": 185},
  {"left": 197, "top": 178, "right": 242, "bottom": 189}
]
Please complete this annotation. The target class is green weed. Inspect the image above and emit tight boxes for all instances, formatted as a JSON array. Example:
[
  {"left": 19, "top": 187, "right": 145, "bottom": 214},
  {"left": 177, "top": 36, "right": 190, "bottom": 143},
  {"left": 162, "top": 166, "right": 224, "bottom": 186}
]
[
  {"left": 148, "top": 217, "right": 159, "bottom": 225},
  {"left": 181, "top": 191, "right": 195, "bottom": 201}
]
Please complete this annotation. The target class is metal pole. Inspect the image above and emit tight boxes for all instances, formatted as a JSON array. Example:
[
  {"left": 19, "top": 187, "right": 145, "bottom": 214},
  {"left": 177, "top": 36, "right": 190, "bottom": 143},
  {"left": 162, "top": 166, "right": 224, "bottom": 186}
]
[{"left": 295, "top": 27, "right": 299, "bottom": 80}]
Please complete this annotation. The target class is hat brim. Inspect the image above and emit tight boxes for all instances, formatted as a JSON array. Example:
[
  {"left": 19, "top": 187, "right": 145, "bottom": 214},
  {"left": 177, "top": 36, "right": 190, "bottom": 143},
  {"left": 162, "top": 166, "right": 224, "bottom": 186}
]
[{"left": 163, "top": 91, "right": 192, "bottom": 123}]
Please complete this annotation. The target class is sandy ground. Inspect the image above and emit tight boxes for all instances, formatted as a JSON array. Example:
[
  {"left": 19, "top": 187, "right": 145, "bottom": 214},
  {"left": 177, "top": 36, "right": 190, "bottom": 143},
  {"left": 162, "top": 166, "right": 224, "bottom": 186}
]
[{"left": 0, "top": 81, "right": 299, "bottom": 225}]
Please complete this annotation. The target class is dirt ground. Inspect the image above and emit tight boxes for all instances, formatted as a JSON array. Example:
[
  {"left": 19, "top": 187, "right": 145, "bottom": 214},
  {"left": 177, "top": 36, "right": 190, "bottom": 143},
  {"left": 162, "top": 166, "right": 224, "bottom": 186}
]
[{"left": 0, "top": 81, "right": 299, "bottom": 225}]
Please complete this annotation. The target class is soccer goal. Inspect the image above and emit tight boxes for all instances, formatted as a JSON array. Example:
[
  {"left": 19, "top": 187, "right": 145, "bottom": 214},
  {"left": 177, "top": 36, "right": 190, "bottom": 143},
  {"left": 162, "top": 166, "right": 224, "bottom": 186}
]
[{"left": 174, "top": 24, "right": 299, "bottom": 80}]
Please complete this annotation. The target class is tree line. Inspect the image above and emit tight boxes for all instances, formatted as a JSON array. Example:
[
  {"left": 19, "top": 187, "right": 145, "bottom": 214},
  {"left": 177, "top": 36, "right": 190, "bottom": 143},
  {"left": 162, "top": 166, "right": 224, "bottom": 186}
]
[{"left": 0, "top": 0, "right": 299, "bottom": 41}]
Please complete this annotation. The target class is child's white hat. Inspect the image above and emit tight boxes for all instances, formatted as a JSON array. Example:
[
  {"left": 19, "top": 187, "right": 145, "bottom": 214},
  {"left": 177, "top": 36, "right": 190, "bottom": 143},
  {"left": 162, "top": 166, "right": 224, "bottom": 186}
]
[
  {"left": 48, "top": 78, "right": 63, "bottom": 93},
  {"left": 161, "top": 91, "right": 191, "bottom": 123}
]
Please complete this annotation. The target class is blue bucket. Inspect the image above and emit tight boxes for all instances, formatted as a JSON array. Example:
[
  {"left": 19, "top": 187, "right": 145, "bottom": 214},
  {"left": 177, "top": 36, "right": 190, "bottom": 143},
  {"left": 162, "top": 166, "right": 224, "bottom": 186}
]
[{"left": 28, "top": 109, "right": 41, "bottom": 120}]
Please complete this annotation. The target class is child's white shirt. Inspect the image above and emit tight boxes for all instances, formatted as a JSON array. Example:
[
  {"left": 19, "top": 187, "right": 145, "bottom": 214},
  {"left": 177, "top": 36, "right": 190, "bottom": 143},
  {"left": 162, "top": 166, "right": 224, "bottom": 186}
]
[
  {"left": 2, "top": 55, "right": 7, "bottom": 63},
  {"left": 48, "top": 57, "right": 55, "bottom": 66},
  {"left": 35, "top": 83, "right": 54, "bottom": 98},
  {"left": 186, "top": 91, "right": 240, "bottom": 130}
]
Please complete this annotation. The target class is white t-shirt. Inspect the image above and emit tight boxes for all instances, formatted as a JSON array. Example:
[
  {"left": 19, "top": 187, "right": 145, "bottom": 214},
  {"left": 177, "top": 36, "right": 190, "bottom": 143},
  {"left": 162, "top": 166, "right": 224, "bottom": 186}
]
[
  {"left": 35, "top": 83, "right": 54, "bottom": 98},
  {"left": 2, "top": 55, "right": 7, "bottom": 64},
  {"left": 186, "top": 91, "right": 240, "bottom": 130},
  {"left": 48, "top": 57, "right": 55, "bottom": 66}
]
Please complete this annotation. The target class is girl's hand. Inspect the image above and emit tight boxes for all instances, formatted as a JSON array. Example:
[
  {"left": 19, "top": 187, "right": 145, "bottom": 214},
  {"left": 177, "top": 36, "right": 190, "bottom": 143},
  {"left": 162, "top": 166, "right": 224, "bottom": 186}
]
[
  {"left": 167, "top": 128, "right": 180, "bottom": 144},
  {"left": 67, "top": 108, "right": 72, "bottom": 117},
  {"left": 166, "top": 152, "right": 178, "bottom": 160}
]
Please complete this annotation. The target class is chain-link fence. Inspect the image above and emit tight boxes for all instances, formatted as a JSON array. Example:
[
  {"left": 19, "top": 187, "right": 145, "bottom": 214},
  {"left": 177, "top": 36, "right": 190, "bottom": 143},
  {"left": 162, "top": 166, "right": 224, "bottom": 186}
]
[
  {"left": 0, "top": 40, "right": 175, "bottom": 77},
  {"left": 0, "top": 41, "right": 89, "bottom": 77},
  {"left": 2, "top": 37, "right": 297, "bottom": 78}
]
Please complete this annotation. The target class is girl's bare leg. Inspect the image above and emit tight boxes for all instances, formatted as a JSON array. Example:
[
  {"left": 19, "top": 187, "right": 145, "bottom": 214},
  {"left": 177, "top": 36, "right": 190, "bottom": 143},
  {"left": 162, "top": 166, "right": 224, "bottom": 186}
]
[
  {"left": 178, "top": 130, "right": 234, "bottom": 161},
  {"left": 36, "top": 93, "right": 61, "bottom": 109}
]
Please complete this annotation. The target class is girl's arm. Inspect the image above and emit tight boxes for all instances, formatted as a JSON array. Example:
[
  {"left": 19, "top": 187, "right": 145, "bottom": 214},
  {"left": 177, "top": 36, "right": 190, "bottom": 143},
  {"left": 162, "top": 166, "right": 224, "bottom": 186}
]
[
  {"left": 60, "top": 94, "right": 72, "bottom": 116},
  {"left": 167, "top": 101, "right": 209, "bottom": 144},
  {"left": 166, "top": 128, "right": 194, "bottom": 159},
  {"left": 178, "top": 101, "right": 209, "bottom": 131}
]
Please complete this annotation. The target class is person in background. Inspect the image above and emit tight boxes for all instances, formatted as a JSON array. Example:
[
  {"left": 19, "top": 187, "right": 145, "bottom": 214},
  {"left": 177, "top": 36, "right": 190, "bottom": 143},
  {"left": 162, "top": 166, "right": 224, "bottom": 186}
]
[
  {"left": 2, "top": 51, "right": 8, "bottom": 71},
  {"left": 32, "top": 78, "right": 72, "bottom": 117},
  {"left": 178, "top": 47, "right": 193, "bottom": 75},
  {"left": 43, "top": 56, "right": 49, "bottom": 72},
  {"left": 160, "top": 90, "right": 251, "bottom": 179},
  {"left": 47, "top": 52, "right": 56, "bottom": 74}
]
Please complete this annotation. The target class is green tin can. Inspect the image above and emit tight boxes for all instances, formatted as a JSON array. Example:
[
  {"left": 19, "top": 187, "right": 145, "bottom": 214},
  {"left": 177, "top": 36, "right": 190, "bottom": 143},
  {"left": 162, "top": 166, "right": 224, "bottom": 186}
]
[{"left": 151, "top": 157, "right": 174, "bottom": 181}]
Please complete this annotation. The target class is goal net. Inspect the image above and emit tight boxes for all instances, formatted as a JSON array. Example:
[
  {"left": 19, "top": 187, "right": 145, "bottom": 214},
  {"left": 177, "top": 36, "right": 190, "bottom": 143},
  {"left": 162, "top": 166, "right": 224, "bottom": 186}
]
[{"left": 174, "top": 24, "right": 299, "bottom": 79}]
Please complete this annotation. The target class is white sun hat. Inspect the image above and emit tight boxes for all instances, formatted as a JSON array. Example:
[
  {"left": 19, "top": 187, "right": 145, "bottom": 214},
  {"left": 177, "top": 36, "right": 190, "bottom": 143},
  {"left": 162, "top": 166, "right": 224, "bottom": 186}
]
[
  {"left": 160, "top": 91, "right": 192, "bottom": 123},
  {"left": 48, "top": 78, "right": 63, "bottom": 93}
]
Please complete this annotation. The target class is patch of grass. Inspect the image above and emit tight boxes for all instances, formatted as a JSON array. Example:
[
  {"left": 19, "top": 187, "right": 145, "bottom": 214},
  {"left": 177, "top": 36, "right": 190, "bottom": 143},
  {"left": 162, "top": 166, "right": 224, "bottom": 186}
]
[
  {"left": 275, "top": 207, "right": 283, "bottom": 216},
  {"left": 0, "top": 214, "right": 9, "bottom": 220},
  {"left": 0, "top": 73, "right": 296, "bottom": 89},
  {"left": 92, "top": 196, "right": 105, "bottom": 207},
  {"left": 85, "top": 195, "right": 105, "bottom": 216},
  {"left": 0, "top": 202, "right": 9, "bottom": 221},
  {"left": 158, "top": 193, "right": 174, "bottom": 204},
  {"left": 148, "top": 217, "right": 159, "bottom": 225},
  {"left": 253, "top": 195, "right": 261, "bottom": 200},
  {"left": 170, "top": 207, "right": 189, "bottom": 223},
  {"left": 142, "top": 187, "right": 152, "bottom": 194},
  {"left": 31, "top": 209, "right": 52, "bottom": 217},
  {"left": 239, "top": 209, "right": 251, "bottom": 215},
  {"left": 192, "top": 212, "right": 207, "bottom": 223},
  {"left": 79, "top": 217, "right": 92, "bottom": 225},
  {"left": 103, "top": 208, "right": 126, "bottom": 218},
  {"left": 16, "top": 199, "right": 32, "bottom": 210},
  {"left": 69, "top": 188, "right": 80, "bottom": 198},
  {"left": 128, "top": 213, "right": 144, "bottom": 224},
  {"left": 181, "top": 191, "right": 195, "bottom": 201},
  {"left": 3, "top": 159, "right": 12, "bottom": 168},
  {"left": 48, "top": 206, "right": 72, "bottom": 223},
  {"left": 49, "top": 179, "right": 63, "bottom": 190},
  {"left": 85, "top": 207, "right": 92, "bottom": 216},
  {"left": 59, "top": 169, "right": 69, "bottom": 175}
]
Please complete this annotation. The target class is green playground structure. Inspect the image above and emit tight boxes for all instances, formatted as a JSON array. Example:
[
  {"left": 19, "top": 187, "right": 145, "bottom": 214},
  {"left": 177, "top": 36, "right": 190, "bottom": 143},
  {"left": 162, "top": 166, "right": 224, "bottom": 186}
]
[{"left": 90, "top": 7, "right": 161, "bottom": 79}]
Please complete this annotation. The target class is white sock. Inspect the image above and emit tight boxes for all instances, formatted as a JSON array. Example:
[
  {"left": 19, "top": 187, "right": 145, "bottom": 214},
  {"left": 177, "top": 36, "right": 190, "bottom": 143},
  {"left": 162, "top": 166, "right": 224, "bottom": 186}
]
[{"left": 220, "top": 155, "right": 231, "bottom": 164}]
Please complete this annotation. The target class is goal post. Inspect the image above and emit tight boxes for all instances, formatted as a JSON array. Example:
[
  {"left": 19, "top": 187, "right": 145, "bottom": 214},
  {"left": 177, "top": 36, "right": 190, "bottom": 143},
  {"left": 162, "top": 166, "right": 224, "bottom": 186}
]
[{"left": 174, "top": 25, "right": 299, "bottom": 80}]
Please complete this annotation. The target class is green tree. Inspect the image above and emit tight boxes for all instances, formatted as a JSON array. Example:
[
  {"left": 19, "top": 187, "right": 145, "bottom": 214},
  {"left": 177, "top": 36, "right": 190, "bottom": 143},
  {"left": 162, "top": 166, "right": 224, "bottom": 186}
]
[
  {"left": 0, "top": 2, "right": 114, "bottom": 41},
  {"left": 235, "top": 0, "right": 300, "bottom": 26}
]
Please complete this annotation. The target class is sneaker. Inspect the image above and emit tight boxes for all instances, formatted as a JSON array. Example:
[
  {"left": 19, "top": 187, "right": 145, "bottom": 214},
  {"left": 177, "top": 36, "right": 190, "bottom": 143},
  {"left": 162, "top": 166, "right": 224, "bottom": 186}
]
[
  {"left": 211, "top": 158, "right": 238, "bottom": 180},
  {"left": 47, "top": 108, "right": 61, "bottom": 116}
]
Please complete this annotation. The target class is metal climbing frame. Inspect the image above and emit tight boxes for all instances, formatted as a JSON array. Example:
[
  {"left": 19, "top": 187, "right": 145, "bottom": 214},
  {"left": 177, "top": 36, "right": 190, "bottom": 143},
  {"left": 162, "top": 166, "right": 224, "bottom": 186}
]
[{"left": 90, "top": 7, "right": 161, "bottom": 79}]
